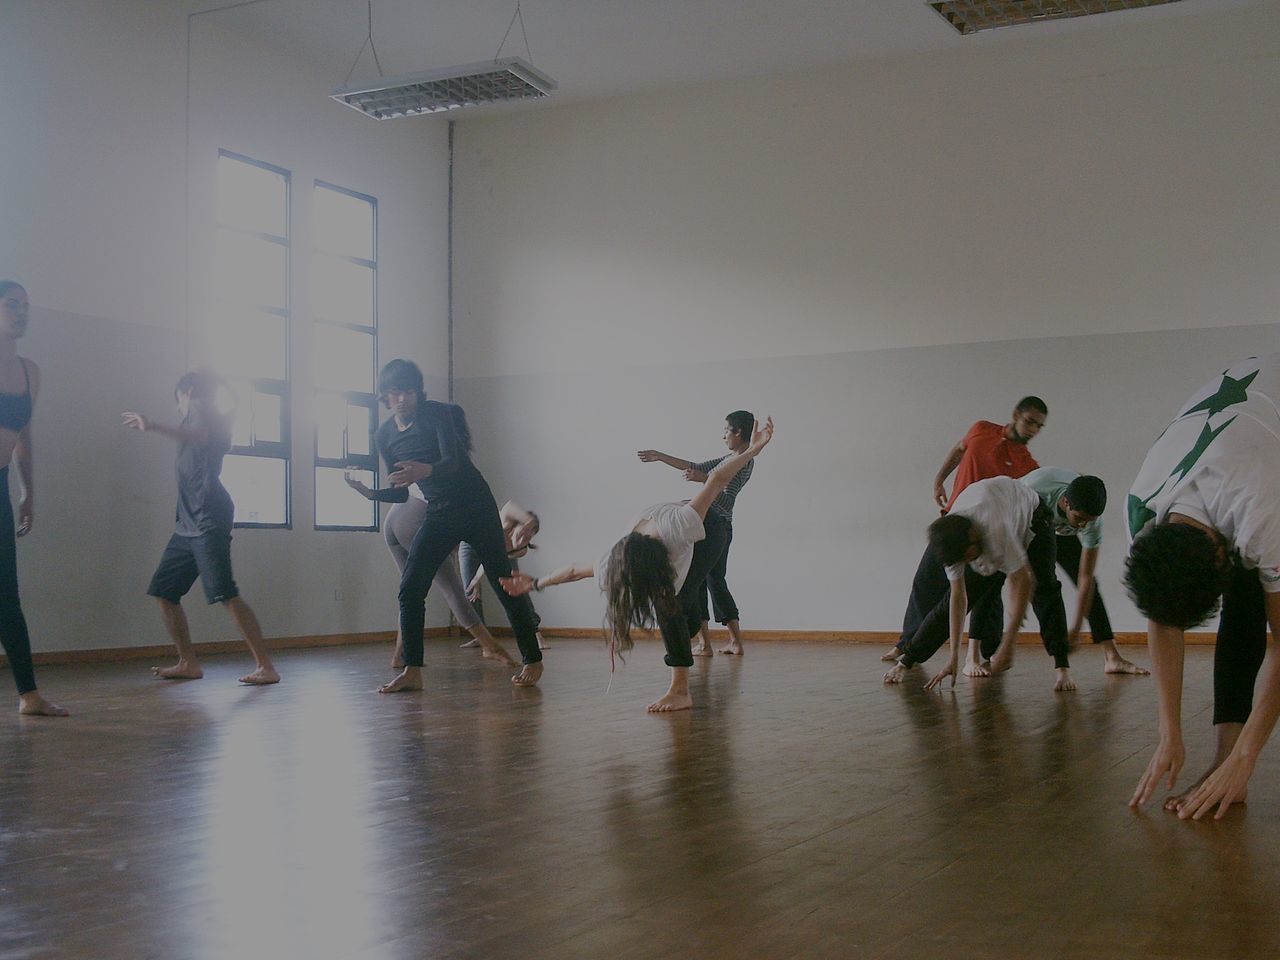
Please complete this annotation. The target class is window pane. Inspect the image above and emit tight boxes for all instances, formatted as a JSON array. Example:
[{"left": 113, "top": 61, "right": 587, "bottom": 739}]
[
  {"left": 313, "top": 324, "right": 374, "bottom": 393},
  {"left": 312, "top": 257, "right": 373, "bottom": 328},
  {"left": 252, "top": 392, "right": 283, "bottom": 444},
  {"left": 346, "top": 403, "right": 372, "bottom": 457},
  {"left": 217, "top": 156, "right": 286, "bottom": 237},
  {"left": 216, "top": 230, "right": 288, "bottom": 311},
  {"left": 315, "top": 392, "right": 347, "bottom": 460},
  {"left": 209, "top": 304, "right": 287, "bottom": 381},
  {"left": 314, "top": 187, "right": 373, "bottom": 260},
  {"left": 316, "top": 467, "right": 375, "bottom": 528},
  {"left": 228, "top": 384, "right": 284, "bottom": 447},
  {"left": 222, "top": 455, "right": 287, "bottom": 525},
  {"left": 230, "top": 381, "right": 252, "bottom": 447}
]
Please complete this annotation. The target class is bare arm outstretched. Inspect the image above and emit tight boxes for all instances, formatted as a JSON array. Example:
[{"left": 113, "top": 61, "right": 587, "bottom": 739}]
[{"left": 501, "top": 564, "right": 595, "bottom": 597}]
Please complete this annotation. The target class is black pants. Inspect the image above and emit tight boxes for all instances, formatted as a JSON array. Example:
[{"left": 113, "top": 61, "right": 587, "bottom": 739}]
[
  {"left": 1213, "top": 565, "right": 1268, "bottom": 726},
  {"left": 696, "top": 517, "right": 740, "bottom": 625},
  {"left": 0, "top": 467, "right": 37, "bottom": 695},
  {"left": 898, "top": 506, "right": 1070, "bottom": 669},
  {"left": 458, "top": 542, "right": 542, "bottom": 632},
  {"left": 969, "top": 531, "right": 1117, "bottom": 646},
  {"left": 659, "top": 510, "right": 730, "bottom": 668},
  {"left": 1051, "top": 533, "right": 1114, "bottom": 643},
  {"left": 398, "top": 487, "right": 541, "bottom": 667}
]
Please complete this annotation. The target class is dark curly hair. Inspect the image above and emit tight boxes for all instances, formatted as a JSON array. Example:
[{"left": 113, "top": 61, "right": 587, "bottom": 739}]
[
  {"left": 602, "top": 533, "right": 680, "bottom": 659},
  {"left": 1123, "top": 522, "right": 1229, "bottom": 629},
  {"left": 1064, "top": 475, "right": 1106, "bottom": 517},
  {"left": 928, "top": 514, "right": 977, "bottom": 566},
  {"left": 725, "top": 410, "right": 754, "bottom": 442}
]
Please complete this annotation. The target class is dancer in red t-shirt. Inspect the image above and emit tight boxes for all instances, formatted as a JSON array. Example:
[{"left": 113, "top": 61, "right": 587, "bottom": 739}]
[{"left": 883, "top": 397, "right": 1047, "bottom": 663}]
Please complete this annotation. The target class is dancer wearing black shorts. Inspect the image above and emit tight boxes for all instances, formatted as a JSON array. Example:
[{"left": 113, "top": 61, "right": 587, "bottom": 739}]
[{"left": 123, "top": 370, "right": 279, "bottom": 684}]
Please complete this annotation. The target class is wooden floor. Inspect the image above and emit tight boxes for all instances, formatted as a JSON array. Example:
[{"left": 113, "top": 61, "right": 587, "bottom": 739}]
[{"left": 1, "top": 638, "right": 1277, "bottom": 960}]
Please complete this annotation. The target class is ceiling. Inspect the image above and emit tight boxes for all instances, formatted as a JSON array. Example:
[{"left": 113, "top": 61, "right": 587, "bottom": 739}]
[{"left": 188, "top": 0, "right": 1268, "bottom": 111}]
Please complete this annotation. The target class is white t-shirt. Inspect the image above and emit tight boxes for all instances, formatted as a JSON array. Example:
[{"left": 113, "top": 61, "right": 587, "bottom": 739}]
[
  {"left": 945, "top": 476, "right": 1040, "bottom": 582},
  {"left": 595, "top": 502, "right": 706, "bottom": 593},
  {"left": 1128, "top": 354, "right": 1280, "bottom": 591}
]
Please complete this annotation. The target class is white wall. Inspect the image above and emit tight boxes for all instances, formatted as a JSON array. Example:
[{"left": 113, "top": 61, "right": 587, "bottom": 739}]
[
  {"left": 1, "top": 1, "right": 452, "bottom": 652},
  {"left": 453, "top": 4, "right": 1280, "bottom": 635}
]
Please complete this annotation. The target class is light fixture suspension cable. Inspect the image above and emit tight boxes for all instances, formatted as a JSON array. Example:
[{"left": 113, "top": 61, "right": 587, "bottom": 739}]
[
  {"left": 494, "top": 1, "right": 534, "bottom": 63},
  {"left": 344, "top": 0, "right": 385, "bottom": 87}
]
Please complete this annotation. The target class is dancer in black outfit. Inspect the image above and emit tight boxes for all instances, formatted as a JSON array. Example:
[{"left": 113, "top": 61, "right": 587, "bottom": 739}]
[
  {"left": 0, "top": 281, "right": 67, "bottom": 716},
  {"left": 369, "top": 360, "right": 542, "bottom": 692}
]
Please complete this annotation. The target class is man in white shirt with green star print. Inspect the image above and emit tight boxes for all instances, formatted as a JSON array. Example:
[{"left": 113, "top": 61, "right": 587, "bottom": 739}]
[{"left": 1127, "top": 354, "right": 1280, "bottom": 821}]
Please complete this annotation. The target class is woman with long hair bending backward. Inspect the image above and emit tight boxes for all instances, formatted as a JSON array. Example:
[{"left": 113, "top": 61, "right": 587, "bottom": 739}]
[
  {"left": 0, "top": 282, "right": 67, "bottom": 715},
  {"left": 372, "top": 359, "right": 542, "bottom": 692},
  {"left": 122, "top": 369, "right": 279, "bottom": 684},
  {"left": 503, "top": 417, "right": 772, "bottom": 713}
]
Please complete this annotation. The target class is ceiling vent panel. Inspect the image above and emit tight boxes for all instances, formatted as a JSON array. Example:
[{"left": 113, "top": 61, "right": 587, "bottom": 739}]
[{"left": 929, "top": 0, "right": 1183, "bottom": 36}]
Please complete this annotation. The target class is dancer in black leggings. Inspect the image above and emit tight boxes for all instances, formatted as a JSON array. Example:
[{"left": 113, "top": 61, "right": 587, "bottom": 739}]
[
  {"left": 502, "top": 417, "right": 773, "bottom": 713},
  {"left": 0, "top": 281, "right": 66, "bottom": 716},
  {"left": 370, "top": 360, "right": 542, "bottom": 692}
]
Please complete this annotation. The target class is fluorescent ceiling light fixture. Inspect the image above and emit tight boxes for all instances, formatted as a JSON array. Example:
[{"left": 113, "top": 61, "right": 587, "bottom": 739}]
[
  {"left": 331, "top": 57, "right": 556, "bottom": 119},
  {"left": 929, "top": 0, "right": 1182, "bottom": 36}
]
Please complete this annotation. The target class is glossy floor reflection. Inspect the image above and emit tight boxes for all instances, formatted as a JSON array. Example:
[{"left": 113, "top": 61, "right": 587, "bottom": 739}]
[{"left": 1, "top": 640, "right": 1276, "bottom": 960}]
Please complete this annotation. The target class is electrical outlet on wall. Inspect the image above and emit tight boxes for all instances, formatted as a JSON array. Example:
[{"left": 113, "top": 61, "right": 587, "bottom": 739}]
[{"left": 334, "top": 589, "right": 344, "bottom": 601}]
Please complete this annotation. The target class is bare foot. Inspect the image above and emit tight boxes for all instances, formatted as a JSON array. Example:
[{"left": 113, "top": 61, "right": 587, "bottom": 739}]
[
  {"left": 647, "top": 690, "right": 693, "bottom": 713},
  {"left": 1053, "top": 667, "right": 1076, "bottom": 692},
  {"left": 481, "top": 644, "right": 519, "bottom": 667},
  {"left": 880, "top": 645, "right": 902, "bottom": 662},
  {"left": 17, "top": 692, "right": 69, "bottom": 717},
  {"left": 459, "top": 638, "right": 479, "bottom": 649},
  {"left": 883, "top": 663, "right": 913, "bottom": 684},
  {"left": 719, "top": 640, "right": 743, "bottom": 656},
  {"left": 1105, "top": 655, "right": 1150, "bottom": 676},
  {"left": 392, "top": 644, "right": 405, "bottom": 669},
  {"left": 379, "top": 667, "right": 424, "bottom": 694},
  {"left": 988, "top": 653, "right": 1014, "bottom": 674},
  {"left": 511, "top": 662, "right": 544, "bottom": 687},
  {"left": 537, "top": 632, "right": 550, "bottom": 650},
  {"left": 963, "top": 660, "right": 991, "bottom": 678},
  {"left": 691, "top": 640, "right": 714, "bottom": 657},
  {"left": 239, "top": 665, "right": 280, "bottom": 685},
  {"left": 1161, "top": 765, "right": 1247, "bottom": 812},
  {"left": 152, "top": 661, "right": 203, "bottom": 680}
]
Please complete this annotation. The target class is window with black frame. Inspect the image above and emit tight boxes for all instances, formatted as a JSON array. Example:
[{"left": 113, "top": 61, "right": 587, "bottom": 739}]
[
  {"left": 211, "top": 151, "right": 291, "bottom": 528},
  {"left": 312, "top": 181, "right": 378, "bottom": 530}
]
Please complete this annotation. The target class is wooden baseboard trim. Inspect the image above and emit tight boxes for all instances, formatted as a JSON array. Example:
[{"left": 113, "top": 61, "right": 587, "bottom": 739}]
[
  {"left": 492, "top": 627, "right": 1216, "bottom": 646},
  {"left": 2, "top": 626, "right": 1216, "bottom": 669},
  {"left": 3, "top": 627, "right": 456, "bottom": 668}
]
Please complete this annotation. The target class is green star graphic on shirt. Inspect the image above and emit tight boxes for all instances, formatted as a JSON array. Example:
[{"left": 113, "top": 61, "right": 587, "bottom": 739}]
[
  {"left": 1127, "top": 493, "right": 1157, "bottom": 539},
  {"left": 1171, "top": 416, "right": 1236, "bottom": 482},
  {"left": 1181, "top": 369, "right": 1258, "bottom": 419}
]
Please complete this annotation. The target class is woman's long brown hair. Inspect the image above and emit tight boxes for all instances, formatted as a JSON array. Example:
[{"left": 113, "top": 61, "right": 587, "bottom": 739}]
[{"left": 602, "top": 533, "right": 680, "bottom": 659}]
